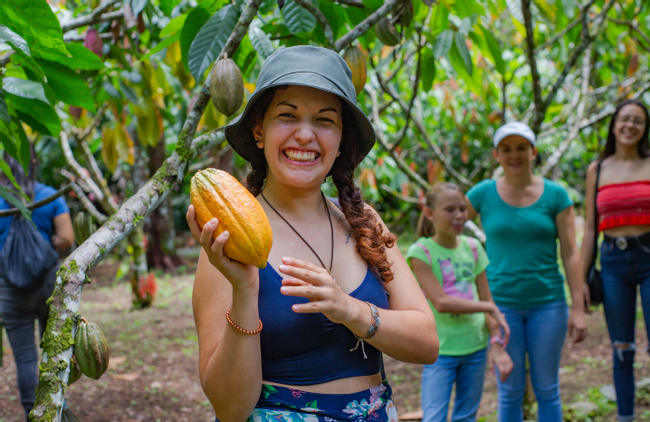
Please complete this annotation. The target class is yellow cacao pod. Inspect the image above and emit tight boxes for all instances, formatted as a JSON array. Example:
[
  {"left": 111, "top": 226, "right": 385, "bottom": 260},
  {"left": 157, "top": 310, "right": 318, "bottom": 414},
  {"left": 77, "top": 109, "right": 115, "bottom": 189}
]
[
  {"left": 342, "top": 45, "right": 367, "bottom": 96},
  {"left": 190, "top": 168, "right": 273, "bottom": 268},
  {"left": 209, "top": 56, "right": 244, "bottom": 117}
]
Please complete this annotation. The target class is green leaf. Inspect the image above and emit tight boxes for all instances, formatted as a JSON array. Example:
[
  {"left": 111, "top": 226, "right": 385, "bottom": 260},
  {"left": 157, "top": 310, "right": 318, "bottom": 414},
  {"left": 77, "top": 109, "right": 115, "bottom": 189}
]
[
  {"left": 432, "top": 29, "right": 453, "bottom": 59},
  {"left": 0, "top": 24, "right": 30, "bottom": 56},
  {"left": 479, "top": 26, "right": 505, "bottom": 75},
  {"left": 2, "top": 77, "right": 49, "bottom": 104},
  {"left": 0, "top": 86, "right": 10, "bottom": 123},
  {"left": 9, "top": 50, "right": 47, "bottom": 85},
  {"left": 249, "top": 26, "right": 275, "bottom": 61},
  {"left": 37, "top": 60, "right": 96, "bottom": 112},
  {"left": 187, "top": 4, "right": 241, "bottom": 82},
  {"left": 0, "top": 185, "right": 32, "bottom": 219},
  {"left": 0, "top": 0, "right": 69, "bottom": 57},
  {"left": 160, "top": 14, "right": 188, "bottom": 38},
  {"left": 142, "top": 32, "right": 181, "bottom": 60},
  {"left": 454, "top": 0, "right": 485, "bottom": 19},
  {"left": 7, "top": 95, "right": 60, "bottom": 135},
  {"left": 282, "top": 0, "right": 317, "bottom": 35},
  {"left": 181, "top": 6, "right": 212, "bottom": 73},
  {"left": 160, "top": 0, "right": 182, "bottom": 16},
  {"left": 64, "top": 44, "right": 105, "bottom": 70},
  {"left": 419, "top": 47, "right": 435, "bottom": 92},
  {"left": 532, "top": 0, "right": 556, "bottom": 22},
  {"left": 454, "top": 32, "right": 472, "bottom": 76},
  {"left": 232, "top": 37, "right": 257, "bottom": 77}
]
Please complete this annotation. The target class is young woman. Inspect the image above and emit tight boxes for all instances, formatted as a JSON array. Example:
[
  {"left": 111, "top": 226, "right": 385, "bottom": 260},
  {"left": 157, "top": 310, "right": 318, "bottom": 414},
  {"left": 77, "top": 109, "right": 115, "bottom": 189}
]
[
  {"left": 406, "top": 182, "right": 512, "bottom": 422},
  {"left": 0, "top": 151, "right": 74, "bottom": 421},
  {"left": 466, "top": 122, "right": 587, "bottom": 422},
  {"left": 185, "top": 45, "right": 438, "bottom": 422},
  {"left": 581, "top": 99, "right": 650, "bottom": 422}
]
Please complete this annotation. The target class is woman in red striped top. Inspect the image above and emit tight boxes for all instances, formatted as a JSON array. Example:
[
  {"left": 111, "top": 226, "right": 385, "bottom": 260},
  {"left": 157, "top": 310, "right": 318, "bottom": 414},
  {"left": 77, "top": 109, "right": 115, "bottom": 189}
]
[{"left": 581, "top": 99, "right": 650, "bottom": 422}]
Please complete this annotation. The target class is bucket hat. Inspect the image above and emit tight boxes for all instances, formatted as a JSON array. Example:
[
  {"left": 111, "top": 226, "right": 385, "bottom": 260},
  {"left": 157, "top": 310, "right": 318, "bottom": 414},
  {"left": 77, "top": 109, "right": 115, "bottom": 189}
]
[
  {"left": 224, "top": 45, "right": 376, "bottom": 163},
  {"left": 493, "top": 122, "right": 536, "bottom": 147}
]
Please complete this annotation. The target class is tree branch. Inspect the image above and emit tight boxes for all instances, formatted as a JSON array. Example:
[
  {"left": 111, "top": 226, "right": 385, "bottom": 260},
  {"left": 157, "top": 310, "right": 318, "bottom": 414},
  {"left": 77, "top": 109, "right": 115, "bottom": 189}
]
[
  {"left": 60, "top": 1, "right": 122, "bottom": 33},
  {"left": 520, "top": 0, "right": 544, "bottom": 133},
  {"left": 333, "top": 0, "right": 402, "bottom": 51},
  {"left": 0, "top": 185, "right": 72, "bottom": 217}
]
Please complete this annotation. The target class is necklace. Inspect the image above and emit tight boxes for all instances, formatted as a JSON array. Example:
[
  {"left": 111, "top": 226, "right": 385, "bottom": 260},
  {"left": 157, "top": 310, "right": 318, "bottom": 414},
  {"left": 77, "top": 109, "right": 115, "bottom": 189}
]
[{"left": 260, "top": 191, "right": 334, "bottom": 272}]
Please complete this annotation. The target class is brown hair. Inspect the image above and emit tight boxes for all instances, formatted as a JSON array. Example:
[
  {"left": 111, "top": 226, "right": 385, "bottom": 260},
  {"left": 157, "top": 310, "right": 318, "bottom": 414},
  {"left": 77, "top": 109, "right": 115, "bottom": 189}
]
[
  {"left": 241, "top": 87, "right": 397, "bottom": 283},
  {"left": 416, "top": 182, "right": 462, "bottom": 238}
]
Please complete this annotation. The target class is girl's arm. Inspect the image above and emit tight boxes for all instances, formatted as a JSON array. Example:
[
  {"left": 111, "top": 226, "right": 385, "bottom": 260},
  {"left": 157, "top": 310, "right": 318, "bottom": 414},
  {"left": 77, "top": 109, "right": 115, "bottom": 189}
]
[
  {"left": 410, "top": 258, "right": 499, "bottom": 316},
  {"left": 556, "top": 205, "right": 588, "bottom": 343},
  {"left": 188, "top": 207, "right": 263, "bottom": 422},
  {"left": 580, "top": 161, "right": 599, "bottom": 302}
]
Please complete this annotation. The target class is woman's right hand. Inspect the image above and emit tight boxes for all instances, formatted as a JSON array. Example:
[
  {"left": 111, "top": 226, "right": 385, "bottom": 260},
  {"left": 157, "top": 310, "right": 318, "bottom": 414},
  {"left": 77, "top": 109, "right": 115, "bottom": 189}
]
[{"left": 186, "top": 204, "right": 258, "bottom": 291}]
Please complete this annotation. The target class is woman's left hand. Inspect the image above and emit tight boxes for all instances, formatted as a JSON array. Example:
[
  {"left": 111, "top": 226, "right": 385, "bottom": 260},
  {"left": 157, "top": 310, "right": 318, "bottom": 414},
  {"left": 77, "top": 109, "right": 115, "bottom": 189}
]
[
  {"left": 277, "top": 256, "right": 353, "bottom": 324},
  {"left": 568, "top": 309, "right": 588, "bottom": 343}
]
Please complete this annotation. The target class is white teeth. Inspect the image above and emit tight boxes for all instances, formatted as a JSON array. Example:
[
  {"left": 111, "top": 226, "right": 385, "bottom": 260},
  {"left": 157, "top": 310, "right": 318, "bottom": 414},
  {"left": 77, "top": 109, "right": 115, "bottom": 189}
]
[{"left": 284, "top": 149, "right": 318, "bottom": 162}]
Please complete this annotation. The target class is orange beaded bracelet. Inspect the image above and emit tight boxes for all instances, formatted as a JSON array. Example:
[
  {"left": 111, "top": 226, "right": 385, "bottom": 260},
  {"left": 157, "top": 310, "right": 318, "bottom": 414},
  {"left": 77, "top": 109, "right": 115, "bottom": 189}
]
[{"left": 225, "top": 309, "right": 263, "bottom": 335}]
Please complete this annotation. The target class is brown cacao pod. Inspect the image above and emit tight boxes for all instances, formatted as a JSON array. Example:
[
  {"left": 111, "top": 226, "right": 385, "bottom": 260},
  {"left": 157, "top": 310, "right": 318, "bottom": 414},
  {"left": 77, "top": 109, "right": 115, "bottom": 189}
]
[
  {"left": 209, "top": 56, "right": 244, "bottom": 117},
  {"left": 61, "top": 408, "right": 81, "bottom": 422},
  {"left": 73, "top": 211, "right": 96, "bottom": 245},
  {"left": 74, "top": 318, "right": 110, "bottom": 380},
  {"left": 67, "top": 355, "right": 82, "bottom": 386},
  {"left": 190, "top": 168, "right": 273, "bottom": 268},
  {"left": 376, "top": 17, "right": 401, "bottom": 46},
  {"left": 398, "top": 0, "right": 414, "bottom": 27},
  {"left": 342, "top": 46, "right": 367, "bottom": 96}
]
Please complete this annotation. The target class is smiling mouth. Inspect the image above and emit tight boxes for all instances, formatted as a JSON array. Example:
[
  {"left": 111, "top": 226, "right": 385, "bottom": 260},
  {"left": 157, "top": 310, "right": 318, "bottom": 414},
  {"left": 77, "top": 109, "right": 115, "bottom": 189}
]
[{"left": 283, "top": 149, "right": 320, "bottom": 162}]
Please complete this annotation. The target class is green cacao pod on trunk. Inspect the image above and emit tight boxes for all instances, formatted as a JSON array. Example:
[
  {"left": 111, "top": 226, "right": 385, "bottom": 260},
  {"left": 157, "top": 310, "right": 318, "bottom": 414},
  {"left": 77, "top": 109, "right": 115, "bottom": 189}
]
[
  {"left": 342, "top": 45, "right": 367, "bottom": 96},
  {"left": 209, "top": 55, "right": 244, "bottom": 117},
  {"left": 73, "top": 212, "right": 96, "bottom": 245},
  {"left": 74, "top": 317, "right": 110, "bottom": 380},
  {"left": 61, "top": 408, "right": 81, "bottom": 422},
  {"left": 376, "top": 17, "right": 401, "bottom": 46},
  {"left": 67, "top": 355, "right": 82, "bottom": 386}
]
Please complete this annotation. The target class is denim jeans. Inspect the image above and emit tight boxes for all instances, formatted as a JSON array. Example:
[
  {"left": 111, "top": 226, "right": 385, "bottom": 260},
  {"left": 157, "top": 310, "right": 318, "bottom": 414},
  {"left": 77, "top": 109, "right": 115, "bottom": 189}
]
[
  {"left": 0, "top": 266, "right": 57, "bottom": 422},
  {"left": 600, "top": 240, "right": 650, "bottom": 422},
  {"left": 495, "top": 300, "right": 567, "bottom": 422},
  {"left": 421, "top": 347, "right": 487, "bottom": 422}
]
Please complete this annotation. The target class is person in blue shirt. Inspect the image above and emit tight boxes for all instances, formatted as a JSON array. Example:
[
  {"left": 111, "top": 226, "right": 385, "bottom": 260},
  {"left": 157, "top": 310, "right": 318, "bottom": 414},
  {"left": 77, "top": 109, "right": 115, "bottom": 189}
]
[
  {"left": 0, "top": 151, "right": 74, "bottom": 421},
  {"left": 185, "top": 45, "right": 438, "bottom": 422},
  {"left": 466, "top": 122, "right": 587, "bottom": 422}
]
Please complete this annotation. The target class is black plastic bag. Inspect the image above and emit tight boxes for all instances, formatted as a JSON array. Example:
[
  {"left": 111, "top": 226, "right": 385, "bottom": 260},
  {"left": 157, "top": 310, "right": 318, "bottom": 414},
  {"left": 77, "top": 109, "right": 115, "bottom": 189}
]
[
  {"left": 0, "top": 215, "right": 58, "bottom": 290},
  {"left": 586, "top": 264, "right": 603, "bottom": 307}
]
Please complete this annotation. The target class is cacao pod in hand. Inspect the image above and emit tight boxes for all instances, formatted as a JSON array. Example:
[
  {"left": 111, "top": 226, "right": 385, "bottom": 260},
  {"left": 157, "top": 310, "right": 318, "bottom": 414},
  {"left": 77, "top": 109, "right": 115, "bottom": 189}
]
[
  {"left": 74, "top": 318, "right": 110, "bottom": 380},
  {"left": 73, "top": 212, "right": 97, "bottom": 245},
  {"left": 342, "top": 45, "right": 367, "bottom": 96},
  {"left": 209, "top": 55, "right": 245, "bottom": 117},
  {"left": 376, "top": 17, "right": 401, "bottom": 46},
  {"left": 190, "top": 169, "right": 273, "bottom": 268},
  {"left": 67, "top": 355, "right": 82, "bottom": 386}
]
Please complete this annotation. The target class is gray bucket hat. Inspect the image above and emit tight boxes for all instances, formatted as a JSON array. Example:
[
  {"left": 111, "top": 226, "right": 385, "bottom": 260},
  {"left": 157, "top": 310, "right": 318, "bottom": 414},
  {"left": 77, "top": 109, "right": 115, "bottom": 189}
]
[{"left": 224, "top": 45, "right": 376, "bottom": 163}]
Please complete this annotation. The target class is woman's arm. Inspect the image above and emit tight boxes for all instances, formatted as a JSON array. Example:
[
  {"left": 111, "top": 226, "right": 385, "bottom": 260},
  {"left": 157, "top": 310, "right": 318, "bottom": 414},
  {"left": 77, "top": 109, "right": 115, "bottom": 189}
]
[
  {"left": 556, "top": 205, "right": 588, "bottom": 343},
  {"left": 187, "top": 206, "right": 263, "bottom": 422},
  {"left": 51, "top": 212, "right": 74, "bottom": 251},
  {"left": 580, "top": 161, "right": 599, "bottom": 287},
  {"left": 466, "top": 195, "right": 478, "bottom": 221}
]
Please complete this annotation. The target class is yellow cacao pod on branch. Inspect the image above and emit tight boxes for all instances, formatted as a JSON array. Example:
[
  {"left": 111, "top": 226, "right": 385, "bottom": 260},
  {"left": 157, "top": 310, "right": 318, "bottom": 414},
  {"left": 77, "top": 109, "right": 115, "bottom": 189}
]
[
  {"left": 190, "top": 169, "right": 273, "bottom": 268},
  {"left": 209, "top": 56, "right": 244, "bottom": 117},
  {"left": 342, "top": 45, "right": 367, "bottom": 96}
]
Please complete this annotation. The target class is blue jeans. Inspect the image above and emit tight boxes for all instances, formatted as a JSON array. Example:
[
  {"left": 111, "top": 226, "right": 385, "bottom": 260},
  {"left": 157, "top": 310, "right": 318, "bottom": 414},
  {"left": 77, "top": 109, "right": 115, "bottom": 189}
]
[
  {"left": 496, "top": 301, "right": 567, "bottom": 422},
  {"left": 421, "top": 348, "right": 487, "bottom": 422},
  {"left": 0, "top": 266, "right": 57, "bottom": 422},
  {"left": 601, "top": 240, "right": 650, "bottom": 422}
]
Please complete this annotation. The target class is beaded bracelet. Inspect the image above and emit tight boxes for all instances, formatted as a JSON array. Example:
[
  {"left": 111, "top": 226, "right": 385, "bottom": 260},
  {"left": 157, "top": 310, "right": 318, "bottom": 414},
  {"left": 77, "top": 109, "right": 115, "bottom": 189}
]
[
  {"left": 350, "top": 301, "right": 380, "bottom": 359},
  {"left": 225, "top": 309, "right": 263, "bottom": 335}
]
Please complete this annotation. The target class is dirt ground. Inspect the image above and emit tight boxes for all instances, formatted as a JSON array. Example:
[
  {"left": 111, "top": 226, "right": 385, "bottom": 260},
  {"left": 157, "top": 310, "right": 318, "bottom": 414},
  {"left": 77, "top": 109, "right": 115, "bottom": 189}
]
[{"left": 2, "top": 257, "right": 650, "bottom": 422}]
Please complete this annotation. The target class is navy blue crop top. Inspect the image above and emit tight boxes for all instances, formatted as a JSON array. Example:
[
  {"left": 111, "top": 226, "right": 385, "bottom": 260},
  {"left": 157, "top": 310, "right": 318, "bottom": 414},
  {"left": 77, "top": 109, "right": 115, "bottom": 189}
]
[{"left": 259, "top": 264, "right": 389, "bottom": 385}]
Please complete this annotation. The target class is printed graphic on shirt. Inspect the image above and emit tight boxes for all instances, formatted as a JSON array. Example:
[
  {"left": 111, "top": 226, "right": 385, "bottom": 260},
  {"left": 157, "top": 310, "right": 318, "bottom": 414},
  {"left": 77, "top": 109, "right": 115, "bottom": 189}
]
[{"left": 438, "top": 258, "right": 475, "bottom": 300}]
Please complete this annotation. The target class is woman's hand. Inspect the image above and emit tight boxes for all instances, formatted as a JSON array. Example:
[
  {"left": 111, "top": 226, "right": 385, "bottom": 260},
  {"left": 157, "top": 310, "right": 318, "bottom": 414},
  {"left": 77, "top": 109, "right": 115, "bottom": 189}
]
[
  {"left": 568, "top": 308, "right": 588, "bottom": 343},
  {"left": 277, "top": 257, "right": 353, "bottom": 324},
  {"left": 186, "top": 205, "right": 258, "bottom": 290}
]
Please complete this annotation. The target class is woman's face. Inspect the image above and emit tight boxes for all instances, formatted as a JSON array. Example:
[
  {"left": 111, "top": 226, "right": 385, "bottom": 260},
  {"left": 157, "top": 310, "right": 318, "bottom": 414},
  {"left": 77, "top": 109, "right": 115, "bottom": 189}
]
[
  {"left": 493, "top": 135, "right": 537, "bottom": 176},
  {"left": 253, "top": 85, "right": 343, "bottom": 190},
  {"left": 613, "top": 104, "right": 646, "bottom": 149}
]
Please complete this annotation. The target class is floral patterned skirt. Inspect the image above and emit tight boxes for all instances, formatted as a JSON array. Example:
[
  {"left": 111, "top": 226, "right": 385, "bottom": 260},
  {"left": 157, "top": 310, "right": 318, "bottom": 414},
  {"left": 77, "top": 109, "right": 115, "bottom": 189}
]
[{"left": 242, "top": 381, "right": 398, "bottom": 422}]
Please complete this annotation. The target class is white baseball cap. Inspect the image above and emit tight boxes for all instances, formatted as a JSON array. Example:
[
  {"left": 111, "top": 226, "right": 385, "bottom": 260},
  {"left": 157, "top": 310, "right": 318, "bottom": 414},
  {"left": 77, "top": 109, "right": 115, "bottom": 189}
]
[{"left": 493, "top": 122, "right": 536, "bottom": 147}]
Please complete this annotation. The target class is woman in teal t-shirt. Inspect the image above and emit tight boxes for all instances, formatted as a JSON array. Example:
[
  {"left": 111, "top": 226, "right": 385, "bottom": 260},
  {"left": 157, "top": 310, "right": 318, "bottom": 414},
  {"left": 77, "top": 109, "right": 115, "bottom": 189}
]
[
  {"left": 407, "top": 182, "right": 512, "bottom": 422},
  {"left": 466, "top": 122, "right": 587, "bottom": 422}
]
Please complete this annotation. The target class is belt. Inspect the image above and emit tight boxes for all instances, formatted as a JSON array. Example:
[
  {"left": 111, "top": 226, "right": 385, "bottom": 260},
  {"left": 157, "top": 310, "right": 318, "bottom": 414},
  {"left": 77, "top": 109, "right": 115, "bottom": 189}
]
[{"left": 603, "top": 232, "right": 650, "bottom": 251}]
